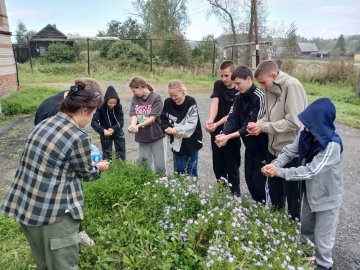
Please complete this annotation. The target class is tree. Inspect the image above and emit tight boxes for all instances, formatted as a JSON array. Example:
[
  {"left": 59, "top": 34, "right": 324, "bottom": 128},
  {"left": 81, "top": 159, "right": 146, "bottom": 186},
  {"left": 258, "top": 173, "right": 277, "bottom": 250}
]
[
  {"left": 191, "top": 34, "right": 216, "bottom": 64},
  {"left": 207, "top": 0, "right": 243, "bottom": 47},
  {"left": 15, "top": 20, "right": 27, "bottom": 44},
  {"left": 333, "top": 34, "right": 346, "bottom": 56},
  {"left": 160, "top": 33, "right": 191, "bottom": 66},
  {"left": 132, "top": 0, "right": 190, "bottom": 38},
  {"left": 207, "top": 0, "right": 267, "bottom": 64},
  {"left": 98, "top": 17, "right": 147, "bottom": 47},
  {"left": 27, "top": 30, "right": 37, "bottom": 40},
  {"left": 283, "top": 22, "right": 297, "bottom": 55},
  {"left": 99, "top": 18, "right": 146, "bottom": 39}
]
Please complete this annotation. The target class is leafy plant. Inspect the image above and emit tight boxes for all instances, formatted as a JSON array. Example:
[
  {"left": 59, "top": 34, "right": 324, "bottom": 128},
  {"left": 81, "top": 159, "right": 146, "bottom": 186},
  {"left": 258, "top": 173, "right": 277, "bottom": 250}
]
[
  {"left": 41, "top": 42, "right": 75, "bottom": 63},
  {"left": 0, "top": 162, "right": 313, "bottom": 269}
]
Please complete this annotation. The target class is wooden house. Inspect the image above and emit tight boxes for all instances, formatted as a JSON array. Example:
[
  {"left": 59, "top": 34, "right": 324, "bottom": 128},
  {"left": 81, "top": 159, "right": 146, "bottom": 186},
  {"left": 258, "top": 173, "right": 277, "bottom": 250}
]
[
  {"left": 29, "top": 24, "right": 73, "bottom": 57},
  {"left": 296, "top": 43, "right": 319, "bottom": 56}
]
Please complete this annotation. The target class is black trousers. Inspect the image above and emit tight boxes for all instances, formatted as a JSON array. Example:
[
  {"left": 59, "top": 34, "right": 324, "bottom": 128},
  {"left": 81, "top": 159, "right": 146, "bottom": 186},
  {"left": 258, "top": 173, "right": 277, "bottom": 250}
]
[
  {"left": 243, "top": 134, "right": 268, "bottom": 203},
  {"left": 100, "top": 133, "right": 126, "bottom": 161},
  {"left": 267, "top": 152, "right": 303, "bottom": 220},
  {"left": 211, "top": 135, "right": 241, "bottom": 196}
]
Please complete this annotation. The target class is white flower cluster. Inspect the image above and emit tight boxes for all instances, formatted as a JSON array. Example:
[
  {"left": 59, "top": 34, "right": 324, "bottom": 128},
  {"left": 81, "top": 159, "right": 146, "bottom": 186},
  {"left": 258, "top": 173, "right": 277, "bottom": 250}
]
[{"left": 139, "top": 176, "right": 308, "bottom": 269}]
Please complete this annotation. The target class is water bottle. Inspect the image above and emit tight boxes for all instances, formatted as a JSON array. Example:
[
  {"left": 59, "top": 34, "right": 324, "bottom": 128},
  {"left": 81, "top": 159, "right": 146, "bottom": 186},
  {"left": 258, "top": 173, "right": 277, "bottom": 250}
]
[{"left": 91, "top": 144, "right": 102, "bottom": 164}]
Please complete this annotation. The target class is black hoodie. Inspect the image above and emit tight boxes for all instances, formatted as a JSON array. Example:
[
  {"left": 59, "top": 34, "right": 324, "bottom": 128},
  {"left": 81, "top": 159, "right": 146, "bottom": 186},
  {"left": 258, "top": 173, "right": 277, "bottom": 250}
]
[{"left": 91, "top": 86, "right": 124, "bottom": 135}]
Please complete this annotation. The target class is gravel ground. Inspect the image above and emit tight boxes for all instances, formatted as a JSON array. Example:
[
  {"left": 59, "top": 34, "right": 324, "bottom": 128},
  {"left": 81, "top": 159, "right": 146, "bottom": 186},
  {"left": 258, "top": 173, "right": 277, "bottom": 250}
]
[{"left": 0, "top": 81, "right": 359, "bottom": 269}]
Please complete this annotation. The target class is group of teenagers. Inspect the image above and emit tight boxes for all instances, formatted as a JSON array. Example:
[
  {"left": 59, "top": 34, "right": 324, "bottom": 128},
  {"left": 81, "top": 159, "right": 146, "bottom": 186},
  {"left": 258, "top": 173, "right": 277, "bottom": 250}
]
[{"left": 0, "top": 60, "right": 343, "bottom": 270}]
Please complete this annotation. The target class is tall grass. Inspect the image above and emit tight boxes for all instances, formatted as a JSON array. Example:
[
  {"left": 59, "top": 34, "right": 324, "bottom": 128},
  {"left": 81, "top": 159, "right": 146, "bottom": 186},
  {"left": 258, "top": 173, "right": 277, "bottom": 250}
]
[{"left": 282, "top": 59, "right": 358, "bottom": 87}]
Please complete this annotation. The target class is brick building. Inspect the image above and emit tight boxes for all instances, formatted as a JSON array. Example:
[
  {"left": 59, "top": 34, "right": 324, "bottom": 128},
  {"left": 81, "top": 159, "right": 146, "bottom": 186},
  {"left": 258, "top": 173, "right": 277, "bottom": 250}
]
[{"left": 0, "top": 0, "right": 17, "bottom": 97}]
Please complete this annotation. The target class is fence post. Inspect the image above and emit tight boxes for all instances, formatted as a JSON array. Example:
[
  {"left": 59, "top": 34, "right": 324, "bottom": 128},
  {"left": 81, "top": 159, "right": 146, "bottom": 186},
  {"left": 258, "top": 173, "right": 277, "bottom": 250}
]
[
  {"left": 231, "top": 46, "right": 234, "bottom": 61},
  {"left": 149, "top": 39, "right": 153, "bottom": 72},
  {"left": 87, "top": 38, "right": 90, "bottom": 76},
  {"left": 12, "top": 45, "right": 20, "bottom": 90},
  {"left": 26, "top": 36, "right": 33, "bottom": 70},
  {"left": 212, "top": 42, "right": 216, "bottom": 77}
]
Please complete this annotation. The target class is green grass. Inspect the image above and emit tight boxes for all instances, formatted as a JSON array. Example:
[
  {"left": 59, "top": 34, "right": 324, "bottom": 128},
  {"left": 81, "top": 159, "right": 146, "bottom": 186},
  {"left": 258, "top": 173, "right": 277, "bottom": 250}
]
[
  {"left": 303, "top": 82, "right": 360, "bottom": 128},
  {"left": 18, "top": 62, "right": 214, "bottom": 86},
  {"left": 0, "top": 162, "right": 313, "bottom": 270},
  {"left": 0, "top": 86, "right": 59, "bottom": 115},
  {"left": 3, "top": 62, "right": 360, "bottom": 128}
]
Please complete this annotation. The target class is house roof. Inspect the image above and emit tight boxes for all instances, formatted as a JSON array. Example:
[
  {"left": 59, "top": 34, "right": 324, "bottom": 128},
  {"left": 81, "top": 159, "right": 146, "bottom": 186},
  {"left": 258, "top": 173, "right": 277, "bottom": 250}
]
[
  {"left": 30, "top": 24, "right": 67, "bottom": 41},
  {"left": 297, "top": 43, "right": 319, "bottom": 53}
]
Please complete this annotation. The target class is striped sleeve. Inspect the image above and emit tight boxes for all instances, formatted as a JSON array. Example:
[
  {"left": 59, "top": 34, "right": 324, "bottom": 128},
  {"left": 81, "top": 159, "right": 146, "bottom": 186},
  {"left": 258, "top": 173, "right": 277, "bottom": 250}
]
[
  {"left": 254, "top": 88, "right": 265, "bottom": 120},
  {"left": 276, "top": 142, "right": 341, "bottom": 181}
]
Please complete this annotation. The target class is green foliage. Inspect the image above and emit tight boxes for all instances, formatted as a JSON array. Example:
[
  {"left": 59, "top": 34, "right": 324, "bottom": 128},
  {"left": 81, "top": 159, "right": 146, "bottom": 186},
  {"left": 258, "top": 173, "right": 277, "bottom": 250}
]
[
  {"left": 0, "top": 216, "right": 33, "bottom": 269},
  {"left": 160, "top": 33, "right": 191, "bottom": 66},
  {"left": 0, "top": 86, "right": 59, "bottom": 115},
  {"left": 98, "top": 18, "right": 148, "bottom": 48},
  {"left": 0, "top": 162, "right": 314, "bottom": 269},
  {"left": 333, "top": 34, "right": 346, "bottom": 56},
  {"left": 106, "top": 41, "right": 148, "bottom": 67},
  {"left": 133, "top": 0, "right": 189, "bottom": 38},
  {"left": 40, "top": 43, "right": 75, "bottom": 63},
  {"left": 15, "top": 20, "right": 27, "bottom": 44},
  {"left": 191, "top": 35, "right": 215, "bottom": 64}
]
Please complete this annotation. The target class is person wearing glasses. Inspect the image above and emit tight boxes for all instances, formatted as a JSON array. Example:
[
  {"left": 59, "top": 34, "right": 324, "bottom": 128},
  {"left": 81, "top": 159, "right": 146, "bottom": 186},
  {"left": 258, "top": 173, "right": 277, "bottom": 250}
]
[{"left": 1, "top": 79, "right": 110, "bottom": 270}]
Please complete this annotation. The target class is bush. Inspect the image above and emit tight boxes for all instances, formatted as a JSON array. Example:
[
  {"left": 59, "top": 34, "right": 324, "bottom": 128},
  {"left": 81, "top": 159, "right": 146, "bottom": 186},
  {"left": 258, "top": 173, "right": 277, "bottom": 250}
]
[
  {"left": 103, "top": 41, "right": 148, "bottom": 67},
  {"left": 41, "top": 42, "right": 75, "bottom": 63},
  {"left": 1, "top": 86, "right": 59, "bottom": 115},
  {"left": 98, "top": 40, "right": 113, "bottom": 58}
]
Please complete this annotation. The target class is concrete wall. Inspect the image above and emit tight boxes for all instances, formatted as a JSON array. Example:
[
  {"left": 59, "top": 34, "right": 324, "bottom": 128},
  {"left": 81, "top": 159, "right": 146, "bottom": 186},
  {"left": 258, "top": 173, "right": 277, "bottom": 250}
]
[{"left": 0, "top": 0, "right": 17, "bottom": 97}]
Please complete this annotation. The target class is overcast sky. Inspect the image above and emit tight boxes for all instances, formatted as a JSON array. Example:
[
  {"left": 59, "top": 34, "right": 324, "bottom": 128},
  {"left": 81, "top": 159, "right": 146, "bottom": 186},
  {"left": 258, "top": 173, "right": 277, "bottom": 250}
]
[{"left": 6, "top": 0, "right": 360, "bottom": 40}]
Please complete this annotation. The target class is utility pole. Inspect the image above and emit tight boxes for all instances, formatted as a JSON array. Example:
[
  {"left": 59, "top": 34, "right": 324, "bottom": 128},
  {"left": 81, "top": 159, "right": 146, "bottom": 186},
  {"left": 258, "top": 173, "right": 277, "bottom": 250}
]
[{"left": 253, "top": 0, "right": 260, "bottom": 66}]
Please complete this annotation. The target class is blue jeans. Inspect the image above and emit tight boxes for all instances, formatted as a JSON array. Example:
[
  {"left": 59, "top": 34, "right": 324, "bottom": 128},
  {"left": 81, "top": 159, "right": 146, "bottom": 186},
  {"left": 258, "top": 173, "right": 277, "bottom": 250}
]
[{"left": 173, "top": 151, "right": 199, "bottom": 178}]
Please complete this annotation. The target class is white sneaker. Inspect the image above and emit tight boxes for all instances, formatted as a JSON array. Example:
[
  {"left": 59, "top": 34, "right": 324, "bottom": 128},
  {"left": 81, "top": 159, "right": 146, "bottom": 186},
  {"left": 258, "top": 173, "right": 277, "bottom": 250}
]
[{"left": 79, "top": 231, "right": 95, "bottom": 247}]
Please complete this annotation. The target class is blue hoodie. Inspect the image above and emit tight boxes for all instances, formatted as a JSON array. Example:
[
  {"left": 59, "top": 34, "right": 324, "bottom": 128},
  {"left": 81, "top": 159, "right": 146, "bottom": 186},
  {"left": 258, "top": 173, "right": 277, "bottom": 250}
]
[{"left": 298, "top": 98, "right": 343, "bottom": 162}]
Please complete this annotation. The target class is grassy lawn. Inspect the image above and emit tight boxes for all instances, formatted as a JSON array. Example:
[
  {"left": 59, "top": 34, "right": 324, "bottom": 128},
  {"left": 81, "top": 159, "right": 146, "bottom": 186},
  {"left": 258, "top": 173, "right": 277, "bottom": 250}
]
[
  {"left": 303, "top": 82, "right": 360, "bottom": 128},
  {"left": 2, "top": 62, "right": 359, "bottom": 128}
]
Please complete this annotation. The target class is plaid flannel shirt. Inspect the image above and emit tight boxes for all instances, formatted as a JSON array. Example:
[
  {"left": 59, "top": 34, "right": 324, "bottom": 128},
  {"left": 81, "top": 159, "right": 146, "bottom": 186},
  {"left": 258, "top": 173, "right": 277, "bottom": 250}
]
[{"left": 1, "top": 112, "right": 100, "bottom": 226}]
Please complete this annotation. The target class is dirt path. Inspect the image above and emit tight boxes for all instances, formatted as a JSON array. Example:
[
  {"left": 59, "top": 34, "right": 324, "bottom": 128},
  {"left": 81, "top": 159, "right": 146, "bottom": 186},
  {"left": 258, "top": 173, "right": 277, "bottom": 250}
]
[{"left": 0, "top": 81, "right": 359, "bottom": 269}]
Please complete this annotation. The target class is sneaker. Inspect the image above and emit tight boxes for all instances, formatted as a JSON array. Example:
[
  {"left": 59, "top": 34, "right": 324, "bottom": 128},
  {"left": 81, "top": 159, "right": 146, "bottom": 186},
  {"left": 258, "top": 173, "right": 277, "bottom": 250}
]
[
  {"left": 315, "top": 265, "right": 332, "bottom": 270},
  {"left": 79, "top": 231, "right": 95, "bottom": 247}
]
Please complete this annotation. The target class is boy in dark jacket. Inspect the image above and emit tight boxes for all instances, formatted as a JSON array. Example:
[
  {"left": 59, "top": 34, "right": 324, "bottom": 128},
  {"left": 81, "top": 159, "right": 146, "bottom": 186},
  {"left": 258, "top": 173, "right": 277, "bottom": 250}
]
[
  {"left": 262, "top": 98, "right": 343, "bottom": 270},
  {"left": 92, "top": 86, "right": 125, "bottom": 160},
  {"left": 215, "top": 65, "right": 268, "bottom": 202}
]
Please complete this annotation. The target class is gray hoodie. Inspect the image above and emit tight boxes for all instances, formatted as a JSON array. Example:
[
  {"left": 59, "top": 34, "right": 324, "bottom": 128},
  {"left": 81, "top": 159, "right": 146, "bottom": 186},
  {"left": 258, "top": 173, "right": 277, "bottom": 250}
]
[
  {"left": 273, "top": 136, "right": 343, "bottom": 212},
  {"left": 258, "top": 71, "right": 308, "bottom": 156}
]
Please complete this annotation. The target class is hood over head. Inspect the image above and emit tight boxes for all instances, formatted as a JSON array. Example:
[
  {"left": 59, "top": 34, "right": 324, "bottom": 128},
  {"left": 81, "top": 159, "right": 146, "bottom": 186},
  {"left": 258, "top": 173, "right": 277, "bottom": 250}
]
[
  {"left": 104, "top": 86, "right": 120, "bottom": 104},
  {"left": 298, "top": 98, "right": 343, "bottom": 161}
]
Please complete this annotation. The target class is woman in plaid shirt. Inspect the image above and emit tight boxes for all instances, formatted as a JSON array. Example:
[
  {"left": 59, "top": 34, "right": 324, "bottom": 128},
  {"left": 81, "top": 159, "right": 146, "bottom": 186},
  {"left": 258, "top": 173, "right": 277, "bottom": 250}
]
[{"left": 1, "top": 79, "right": 109, "bottom": 270}]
